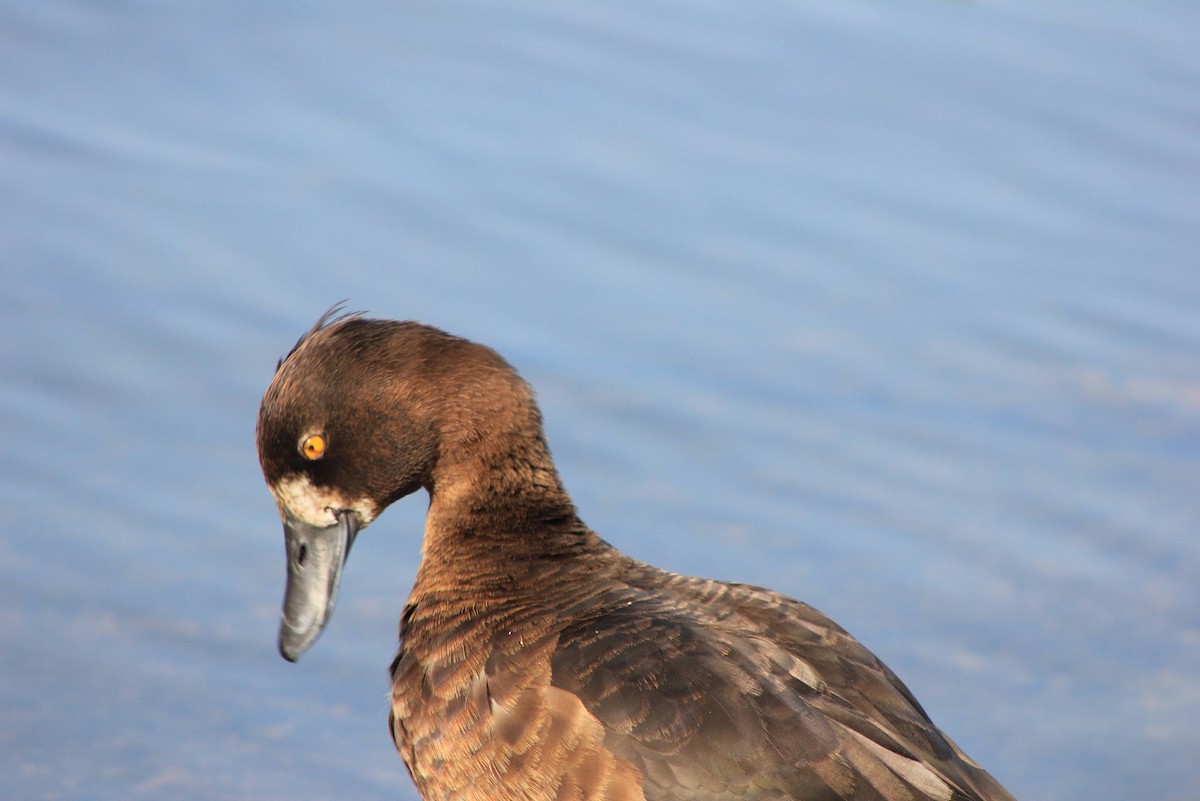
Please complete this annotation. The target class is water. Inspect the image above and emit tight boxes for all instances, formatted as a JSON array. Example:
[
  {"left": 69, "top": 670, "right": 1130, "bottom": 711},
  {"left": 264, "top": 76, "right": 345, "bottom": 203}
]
[{"left": 3, "top": 2, "right": 1198, "bottom": 799}]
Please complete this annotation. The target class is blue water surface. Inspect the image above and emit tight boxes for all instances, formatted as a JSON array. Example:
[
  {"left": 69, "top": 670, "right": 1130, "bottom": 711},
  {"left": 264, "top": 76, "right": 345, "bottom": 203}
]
[{"left": 2, "top": 2, "right": 1198, "bottom": 800}]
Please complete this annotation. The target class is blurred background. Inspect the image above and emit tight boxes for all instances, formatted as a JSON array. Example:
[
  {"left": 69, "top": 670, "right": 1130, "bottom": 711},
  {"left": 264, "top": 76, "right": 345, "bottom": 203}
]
[{"left": 3, "top": 1, "right": 1198, "bottom": 799}]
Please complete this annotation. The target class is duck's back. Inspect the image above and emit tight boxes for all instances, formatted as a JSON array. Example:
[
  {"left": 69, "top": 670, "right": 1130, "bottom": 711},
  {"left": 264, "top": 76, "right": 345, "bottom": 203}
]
[{"left": 389, "top": 545, "right": 1014, "bottom": 801}]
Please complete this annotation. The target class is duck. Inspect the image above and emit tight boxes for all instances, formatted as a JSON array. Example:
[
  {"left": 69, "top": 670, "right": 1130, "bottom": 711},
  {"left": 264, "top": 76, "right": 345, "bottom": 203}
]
[{"left": 256, "top": 309, "right": 1017, "bottom": 801}]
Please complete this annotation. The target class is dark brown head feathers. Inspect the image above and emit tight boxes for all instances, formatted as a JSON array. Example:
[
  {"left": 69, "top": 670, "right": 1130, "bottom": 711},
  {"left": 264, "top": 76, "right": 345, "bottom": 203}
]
[{"left": 273, "top": 301, "right": 361, "bottom": 372}]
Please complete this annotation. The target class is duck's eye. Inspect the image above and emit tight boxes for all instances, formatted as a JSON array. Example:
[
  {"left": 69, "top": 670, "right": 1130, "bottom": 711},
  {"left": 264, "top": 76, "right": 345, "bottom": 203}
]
[{"left": 300, "top": 433, "right": 327, "bottom": 460}]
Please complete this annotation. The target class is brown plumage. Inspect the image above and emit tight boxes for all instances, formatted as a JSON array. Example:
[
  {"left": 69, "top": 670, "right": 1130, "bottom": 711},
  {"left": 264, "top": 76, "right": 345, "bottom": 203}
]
[{"left": 256, "top": 310, "right": 1016, "bottom": 801}]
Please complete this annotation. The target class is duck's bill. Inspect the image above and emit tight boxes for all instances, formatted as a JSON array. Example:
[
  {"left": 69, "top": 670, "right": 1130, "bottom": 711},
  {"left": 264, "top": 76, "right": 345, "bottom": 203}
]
[{"left": 278, "top": 509, "right": 360, "bottom": 662}]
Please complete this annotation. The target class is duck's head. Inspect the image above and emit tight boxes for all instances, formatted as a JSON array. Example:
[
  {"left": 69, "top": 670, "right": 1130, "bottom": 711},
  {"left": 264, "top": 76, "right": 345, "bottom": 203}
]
[{"left": 256, "top": 309, "right": 537, "bottom": 661}]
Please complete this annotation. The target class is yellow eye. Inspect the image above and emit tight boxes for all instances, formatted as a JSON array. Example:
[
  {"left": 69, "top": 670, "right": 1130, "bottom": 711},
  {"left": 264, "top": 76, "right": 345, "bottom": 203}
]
[{"left": 300, "top": 433, "right": 327, "bottom": 460}]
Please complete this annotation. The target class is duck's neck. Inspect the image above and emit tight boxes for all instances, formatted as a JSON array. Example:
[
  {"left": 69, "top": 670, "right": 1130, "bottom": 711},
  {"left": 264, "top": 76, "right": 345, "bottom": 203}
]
[{"left": 413, "top": 435, "right": 606, "bottom": 594}]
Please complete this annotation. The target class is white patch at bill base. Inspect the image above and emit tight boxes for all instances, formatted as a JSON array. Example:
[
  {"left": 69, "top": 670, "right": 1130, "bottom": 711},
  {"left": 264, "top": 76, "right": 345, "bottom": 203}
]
[{"left": 272, "top": 474, "right": 377, "bottom": 527}]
